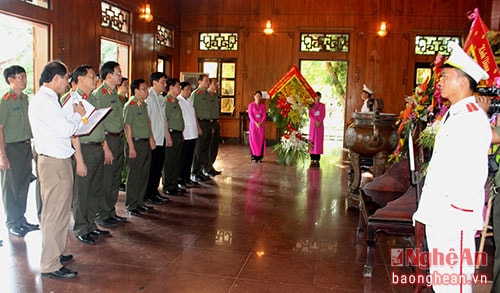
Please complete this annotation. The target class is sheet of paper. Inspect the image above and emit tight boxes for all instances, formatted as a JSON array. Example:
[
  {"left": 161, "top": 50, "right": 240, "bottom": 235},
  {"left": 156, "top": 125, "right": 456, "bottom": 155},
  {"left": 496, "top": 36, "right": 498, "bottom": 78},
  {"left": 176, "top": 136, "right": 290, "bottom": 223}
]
[{"left": 74, "top": 107, "right": 112, "bottom": 136}]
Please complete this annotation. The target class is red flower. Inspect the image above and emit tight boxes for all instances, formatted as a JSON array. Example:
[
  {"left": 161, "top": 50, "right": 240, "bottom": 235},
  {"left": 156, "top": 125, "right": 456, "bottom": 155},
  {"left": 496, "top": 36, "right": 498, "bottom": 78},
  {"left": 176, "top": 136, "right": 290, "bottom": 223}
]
[
  {"left": 101, "top": 88, "right": 107, "bottom": 94},
  {"left": 130, "top": 100, "right": 136, "bottom": 106}
]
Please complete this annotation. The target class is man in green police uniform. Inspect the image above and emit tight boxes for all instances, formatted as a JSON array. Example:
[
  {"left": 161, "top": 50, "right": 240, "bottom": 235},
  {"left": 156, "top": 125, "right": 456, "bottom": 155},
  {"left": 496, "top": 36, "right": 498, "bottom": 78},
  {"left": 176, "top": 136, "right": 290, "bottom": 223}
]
[
  {"left": 0, "top": 65, "right": 38, "bottom": 237},
  {"left": 206, "top": 77, "right": 221, "bottom": 177},
  {"left": 61, "top": 65, "right": 111, "bottom": 245},
  {"left": 94, "top": 61, "right": 127, "bottom": 226},
  {"left": 162, "top": 78, "right": 184, "bottom": 195},
  {"left": 123, "top": 79, "right": 155, "bottom": 216},
  {"left": 190, "top": 74, "right": 212, "bottom": 182}
]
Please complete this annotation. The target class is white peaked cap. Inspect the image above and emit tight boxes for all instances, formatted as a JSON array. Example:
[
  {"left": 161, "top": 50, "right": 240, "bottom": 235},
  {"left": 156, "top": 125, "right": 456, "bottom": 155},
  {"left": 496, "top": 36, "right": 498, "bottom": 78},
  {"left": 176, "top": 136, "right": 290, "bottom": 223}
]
[
  {"left": 444, "top": 42, "right": 489, "bottom": 83},
  {"left": 362, "top": 84, "right": 373, "bottom": 95}
]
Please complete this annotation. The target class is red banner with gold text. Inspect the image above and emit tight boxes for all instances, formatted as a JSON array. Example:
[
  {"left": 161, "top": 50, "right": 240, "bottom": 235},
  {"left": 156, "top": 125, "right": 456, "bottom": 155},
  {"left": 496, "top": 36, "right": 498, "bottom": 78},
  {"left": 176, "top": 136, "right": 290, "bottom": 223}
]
[{"left": 463, "top": 8, "right": 500, "bottom": 87}]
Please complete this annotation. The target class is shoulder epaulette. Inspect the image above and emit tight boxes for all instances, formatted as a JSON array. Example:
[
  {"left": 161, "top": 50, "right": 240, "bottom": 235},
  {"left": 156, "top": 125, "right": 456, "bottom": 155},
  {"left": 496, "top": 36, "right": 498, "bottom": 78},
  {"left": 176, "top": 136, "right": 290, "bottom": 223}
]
[
  {"left": 100, "top": 87, "right": 113, "bottom": 95},
  {"left": 60, "top": 92, "right": 72, "bottom": 106},
  {"left": 465, "top": 102, "right": 479, "bottom": 113},
  {"left": 2, "top": 92, "right": 17, "bottom": 100}
]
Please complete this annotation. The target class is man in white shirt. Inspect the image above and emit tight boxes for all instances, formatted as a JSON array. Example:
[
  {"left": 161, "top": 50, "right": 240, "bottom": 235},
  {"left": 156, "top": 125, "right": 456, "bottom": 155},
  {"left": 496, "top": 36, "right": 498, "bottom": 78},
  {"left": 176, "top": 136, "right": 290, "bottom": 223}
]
[
  {"left": 144, "top": 72, "right": 169, "bottom": 204},
  {"left": 177, "top": 81, "right": 201, "bottom": 189},
  {"left": 29, "top": 60, "right": 86, "bottom": 280},
  {"left": 360, "top": 84, "right": 373, "bottom": 112},
  {"left": 413, "top": 43, "right": 491, "bottom": 292}
]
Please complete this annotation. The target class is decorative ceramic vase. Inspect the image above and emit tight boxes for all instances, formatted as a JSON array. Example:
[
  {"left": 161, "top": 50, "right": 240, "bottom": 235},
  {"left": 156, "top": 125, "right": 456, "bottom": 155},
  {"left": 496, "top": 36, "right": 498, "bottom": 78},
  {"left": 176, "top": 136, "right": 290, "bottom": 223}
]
[{"left": 344, "top": 112, "right": 398, "bottom": 208}]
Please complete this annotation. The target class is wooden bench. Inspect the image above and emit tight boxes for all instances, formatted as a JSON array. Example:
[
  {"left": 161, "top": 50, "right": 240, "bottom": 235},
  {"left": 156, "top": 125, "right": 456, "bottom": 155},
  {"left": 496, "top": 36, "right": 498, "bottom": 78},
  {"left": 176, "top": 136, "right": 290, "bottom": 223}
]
[
  {"left": 362, "top": 185, "right": 426, "bottom": 292},
  {"left": 357, "top": 158, "right": 412, "bottom": 235}
]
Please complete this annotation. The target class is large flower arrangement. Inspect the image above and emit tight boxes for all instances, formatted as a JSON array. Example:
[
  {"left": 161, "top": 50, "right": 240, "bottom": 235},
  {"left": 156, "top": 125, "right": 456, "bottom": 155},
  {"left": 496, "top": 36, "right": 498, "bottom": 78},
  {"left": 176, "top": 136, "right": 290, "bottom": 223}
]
[
  {"left": 389, "top": 55, "right": 450, "bottom": 163},
  {"left": 268, "top": 66, "right": 316, "bottom": 165},
  {"left": 275, "top": 126, "right": 311, "bottom": 165}
]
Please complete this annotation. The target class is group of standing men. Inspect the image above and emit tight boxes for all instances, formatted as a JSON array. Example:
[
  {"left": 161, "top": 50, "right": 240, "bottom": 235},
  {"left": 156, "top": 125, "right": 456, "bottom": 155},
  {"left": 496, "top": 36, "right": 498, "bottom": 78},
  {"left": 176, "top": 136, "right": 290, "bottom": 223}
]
[{"left": 0, "top": 60, "right": 222, "bottom": 280}]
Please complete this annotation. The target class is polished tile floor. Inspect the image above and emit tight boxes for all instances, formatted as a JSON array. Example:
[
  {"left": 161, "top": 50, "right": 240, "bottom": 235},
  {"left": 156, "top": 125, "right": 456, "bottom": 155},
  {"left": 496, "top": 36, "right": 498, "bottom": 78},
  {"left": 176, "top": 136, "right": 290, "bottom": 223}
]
[{"left": 0, "top": 141, "right": 494, "bottom": 292}]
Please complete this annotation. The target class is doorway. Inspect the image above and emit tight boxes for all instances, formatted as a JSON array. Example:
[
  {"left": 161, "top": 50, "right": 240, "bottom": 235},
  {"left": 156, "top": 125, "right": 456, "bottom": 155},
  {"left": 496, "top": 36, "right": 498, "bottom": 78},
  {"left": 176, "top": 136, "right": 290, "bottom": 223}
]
[
  {"left": 100, "top": 38, "right": 130, "bottom": 79},
  {"left": 0, "top": 12, "right": 49, "bottom": 95},
  {"left": 299, "top": 60, "right": 347, "bottom": 142}
]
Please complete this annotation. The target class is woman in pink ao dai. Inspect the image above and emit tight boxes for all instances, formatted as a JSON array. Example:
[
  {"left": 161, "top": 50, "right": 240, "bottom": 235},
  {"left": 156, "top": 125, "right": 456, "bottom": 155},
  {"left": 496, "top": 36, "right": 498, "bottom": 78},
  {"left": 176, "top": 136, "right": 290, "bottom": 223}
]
[
  {"left": 308, "top": 91, "right": 325, "bottom": 166},
  {"left": 248, "top": 91, "right": 266, "bottom": 163}
]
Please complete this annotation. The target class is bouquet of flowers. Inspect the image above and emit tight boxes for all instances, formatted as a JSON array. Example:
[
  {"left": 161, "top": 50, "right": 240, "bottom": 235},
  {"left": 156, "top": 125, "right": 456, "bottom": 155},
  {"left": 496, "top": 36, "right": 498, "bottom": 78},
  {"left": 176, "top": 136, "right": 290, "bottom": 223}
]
[
  {"left": 275, "top": 125, "right": 311, "bottom": 165},
  {"left": 389, "top": 54, "right": 450, "bottom": 163},
  {"left": 268, "top": 66, "right": 316, "bottom": 165}
]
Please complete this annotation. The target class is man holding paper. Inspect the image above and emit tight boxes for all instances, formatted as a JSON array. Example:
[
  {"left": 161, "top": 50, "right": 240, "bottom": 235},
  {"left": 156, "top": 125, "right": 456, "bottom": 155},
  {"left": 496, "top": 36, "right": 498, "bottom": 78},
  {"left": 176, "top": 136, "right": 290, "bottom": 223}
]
[
  {"left": 29, "top": 60, "right": 85, "bottom": 279},
  {"left": 60, "top": 65, "right": 112, "bottom": 245}
]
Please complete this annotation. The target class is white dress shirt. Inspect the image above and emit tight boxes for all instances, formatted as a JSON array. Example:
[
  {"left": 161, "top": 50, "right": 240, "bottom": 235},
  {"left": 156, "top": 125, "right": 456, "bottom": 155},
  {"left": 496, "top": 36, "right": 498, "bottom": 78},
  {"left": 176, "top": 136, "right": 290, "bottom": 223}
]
[
  {"left": 177, "top": 95, "right": 198, "bottom": 140},
  {"left": 28, "top": 86, "right": 81, "bottom": 159},
  {"left": 413, "top": 96, "right": 492, "bottom": 229},
  {"left": 145, "top": 88, "right": 166, "bottom": 146},
  {"left": 361, "top": 99, "right": 370, "bottom": 112}
]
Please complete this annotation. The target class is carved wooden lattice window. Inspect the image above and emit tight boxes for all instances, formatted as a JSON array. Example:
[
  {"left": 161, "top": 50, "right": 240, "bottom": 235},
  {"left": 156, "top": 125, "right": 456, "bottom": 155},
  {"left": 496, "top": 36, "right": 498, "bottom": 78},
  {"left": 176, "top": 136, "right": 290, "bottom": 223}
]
[
  {"left": 199, "top": 33, "right": 238, "bottom": 51},
  {"left": 101, "top": 1, "right": 129, "bottom": 34},
  {"left": 21, "top": 0, "right": 49, "bottom": 9},
  {"left": 157, "top": 24, "right": 173, "bottom": 48},
  {"left": 415, "top": 36, "right": 460, "bottom": 55},
  {"left": 300, "top": 33, "right": 350, "bottom": 52}
]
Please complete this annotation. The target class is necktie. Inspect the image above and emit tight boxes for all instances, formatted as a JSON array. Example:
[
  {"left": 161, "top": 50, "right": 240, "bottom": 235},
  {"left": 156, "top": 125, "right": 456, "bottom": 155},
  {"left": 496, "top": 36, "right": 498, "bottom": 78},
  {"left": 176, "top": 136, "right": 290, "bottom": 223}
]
[{"left": 443, "top": 111, "right": 450, "bottom": 123}]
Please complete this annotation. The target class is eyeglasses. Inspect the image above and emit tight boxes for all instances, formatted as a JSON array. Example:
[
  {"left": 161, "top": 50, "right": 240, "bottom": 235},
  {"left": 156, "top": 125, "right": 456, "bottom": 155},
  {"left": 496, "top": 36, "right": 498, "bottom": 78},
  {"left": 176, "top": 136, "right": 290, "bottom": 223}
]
[
  {"left": 114, "top": 71, "right": 122, "bottom": 76},
  {"left": 14, "top": 75, "right": 27, "bottom": 81},
  {"left": 86, "top": 74, "right": 99, "bottom": 81}
]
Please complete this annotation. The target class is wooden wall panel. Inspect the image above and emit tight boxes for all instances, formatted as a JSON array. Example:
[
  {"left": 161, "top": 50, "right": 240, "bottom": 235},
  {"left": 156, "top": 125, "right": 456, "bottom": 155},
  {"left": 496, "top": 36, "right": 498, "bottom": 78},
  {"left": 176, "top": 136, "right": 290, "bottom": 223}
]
[
  {"left": 179, "top": 0, "right": 496, "bottom": 137},
  {"left": 273, "top": 0, "right": 380, "bottom": 15},
  {"left": 0, "top": 0, "right": 178, "bottom": 85}
]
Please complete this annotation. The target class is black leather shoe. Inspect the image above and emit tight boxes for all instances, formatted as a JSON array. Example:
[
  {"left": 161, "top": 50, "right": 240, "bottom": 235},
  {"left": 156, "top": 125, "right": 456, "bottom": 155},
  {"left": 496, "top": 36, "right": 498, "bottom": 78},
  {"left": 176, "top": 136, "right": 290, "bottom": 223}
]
[
  {"left": 138, "top": 205, "right": 154, "bottom": 212},
  {"left": 165, "top": 189, "right": 178, "bottom": 196},
  {"left": 42, "top": 267, "right": 77, "bottom": 279},
  {"left": 155, "top": 194, "right": 169, "bottom": 202},
  {"left": 113, "top": 214, "right": 127, "bottom": 222},
  {"left": 203, "top": 171, "right": 215, "bottom": 178},
  {"left": 145, "top": 197, "right": 163, "bottom": 205},
  {"left": 97, "top": 218, "right": 118, "bottom": 228},
  {"left": 60, "top": 254, "right": 73, "bottom": 263},
  {"left": 187, "top": 179, "right": 200, "bottom": 186},
  {"left": 211, "top": 169, "right": 222, "bottom": 175},
  {"left": 127, "top": 209, "right": 141, "bottom": 217},
  {"left": 91, "top": 229, "right": 111, "bottom": 237},
  {"left": 76, "top": 233, "right": 95, "bottom": 245},
  {"left": 177, "top": 183, "right": 187, "bottom": 190},
  {"left": 22, "top": 222, "right": 40, "bottom": 231},
  {"left": 190, "top": 175, "right": 204, "bottom": 182},
  {"left": 9, "top": 226, "right": 26, "bottom": 237}
]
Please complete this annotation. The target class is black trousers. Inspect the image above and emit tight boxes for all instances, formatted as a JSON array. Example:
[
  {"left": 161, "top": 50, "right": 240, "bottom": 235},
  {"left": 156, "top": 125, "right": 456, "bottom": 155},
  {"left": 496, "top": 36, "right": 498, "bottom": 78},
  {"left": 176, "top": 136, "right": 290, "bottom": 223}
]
[
  {"left": 208, "top": 120, "right": 220, "bottom": 171},
  {"left": 310, "top": 154, "right": 321, "bottom": 161},
  {"left": 192, "top": 120, "right": 212, "bottom": 175},
  {"left": 145, "top": 144, "right": 165, "bottom": 198},
  {"left": 180, "top": 138, "right": 197, "bottom": 183}
]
